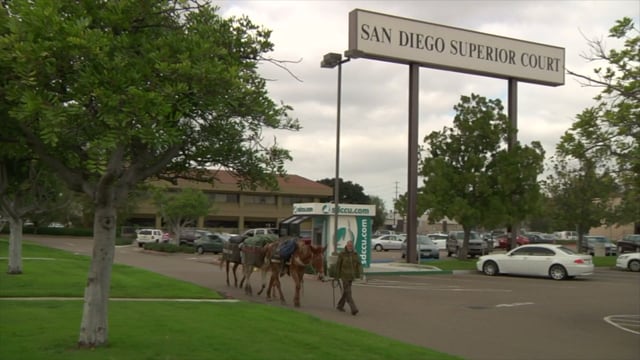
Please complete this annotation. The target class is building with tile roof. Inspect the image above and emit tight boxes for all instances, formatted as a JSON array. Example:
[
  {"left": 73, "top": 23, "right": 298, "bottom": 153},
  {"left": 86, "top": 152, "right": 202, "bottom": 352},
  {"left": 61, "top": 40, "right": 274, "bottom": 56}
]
[{"left": 127, "top": 170, "right": 333, "bottom": 234}]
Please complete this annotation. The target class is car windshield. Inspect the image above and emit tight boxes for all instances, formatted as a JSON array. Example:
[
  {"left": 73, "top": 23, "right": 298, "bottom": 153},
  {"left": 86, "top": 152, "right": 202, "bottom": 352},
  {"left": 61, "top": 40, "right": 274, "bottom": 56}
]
[
  {"left": 417, "top": 236, "right": 435, "bottom": 245},
  {"left": 587, "top": 237, "right": 608, "bottom": 243}
]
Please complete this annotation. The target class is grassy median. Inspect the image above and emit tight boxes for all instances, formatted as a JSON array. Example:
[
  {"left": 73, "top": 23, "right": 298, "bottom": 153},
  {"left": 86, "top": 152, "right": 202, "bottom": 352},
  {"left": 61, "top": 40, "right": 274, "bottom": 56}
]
[{"left": 0, "top": 239, "right": 460, "bottom": 360}]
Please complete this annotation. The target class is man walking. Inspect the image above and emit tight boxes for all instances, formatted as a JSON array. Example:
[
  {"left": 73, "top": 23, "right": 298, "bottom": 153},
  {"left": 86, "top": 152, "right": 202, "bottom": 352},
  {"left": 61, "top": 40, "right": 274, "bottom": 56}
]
[{"left": 335, "top": 240, "right": 362, "bottom": 316}]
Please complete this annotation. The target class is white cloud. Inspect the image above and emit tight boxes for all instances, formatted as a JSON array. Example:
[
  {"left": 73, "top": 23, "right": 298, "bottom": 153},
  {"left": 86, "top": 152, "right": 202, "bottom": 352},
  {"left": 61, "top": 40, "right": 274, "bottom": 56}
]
[{"left": 214, "top": 0, "right": 639, "bottom": 208}]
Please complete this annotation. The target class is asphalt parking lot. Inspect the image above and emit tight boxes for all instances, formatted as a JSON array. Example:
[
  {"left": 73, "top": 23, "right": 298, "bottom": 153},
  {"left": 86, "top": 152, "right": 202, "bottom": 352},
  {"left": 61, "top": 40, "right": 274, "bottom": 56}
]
[{"left": 24, "top": 237, "right": 640, "bottom": 360}]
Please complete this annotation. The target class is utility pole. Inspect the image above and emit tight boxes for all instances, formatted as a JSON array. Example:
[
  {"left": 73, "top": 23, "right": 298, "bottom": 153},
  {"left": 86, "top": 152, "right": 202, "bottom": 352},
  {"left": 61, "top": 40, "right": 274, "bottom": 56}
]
[{"left": 393, "top": 181, "right": 399, "bottom": 230}]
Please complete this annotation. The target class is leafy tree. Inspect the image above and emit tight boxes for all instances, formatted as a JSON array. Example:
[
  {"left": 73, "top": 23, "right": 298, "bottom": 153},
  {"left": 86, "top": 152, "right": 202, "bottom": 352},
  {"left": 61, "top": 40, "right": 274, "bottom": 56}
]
[
  {"left": 560, "top": 17, "right": 639, "bottom": 226},
  {"left": 151, "top": 187, "right": 212, "bottom": 244},
  {"left": 543, "top": 157, "right": 617, "bottom": 251},
  {"left": 317, "top": 178, "right": 370, "bottom": 204},
  {"left": 418, "top": 94, "right": 544, "bottom": 258},
  {"left": 0, "top": 158, "right": 68, "bottom": 273},
  {"left": 368, "top": 195, "right": 387, "bottom": 231},
  {"left": 1, "top": 0, "right": 298, "bottom": 347}
]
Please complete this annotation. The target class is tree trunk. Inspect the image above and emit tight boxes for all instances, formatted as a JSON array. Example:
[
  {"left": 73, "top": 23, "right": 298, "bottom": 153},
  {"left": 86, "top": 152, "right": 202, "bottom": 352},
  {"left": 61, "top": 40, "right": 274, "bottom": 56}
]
[
  {"left": 459, "top": 228, "right": 469, "bottom": 259},
  {"left": 77, "top": 205, "right": 116, "bottom": 347},
  {"left": 7, "top": 218, "right": 23, "bottom": 274}
]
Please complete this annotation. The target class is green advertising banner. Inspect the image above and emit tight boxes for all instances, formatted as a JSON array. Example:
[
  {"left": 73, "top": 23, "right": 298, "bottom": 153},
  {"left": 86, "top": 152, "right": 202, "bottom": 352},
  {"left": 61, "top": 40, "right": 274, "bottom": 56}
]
[
  {"left": 333, "top": 215, "right": 372, "bottom": 268},
  {"left": 355, "top": 216, "right": 371, "bottom": 268}
]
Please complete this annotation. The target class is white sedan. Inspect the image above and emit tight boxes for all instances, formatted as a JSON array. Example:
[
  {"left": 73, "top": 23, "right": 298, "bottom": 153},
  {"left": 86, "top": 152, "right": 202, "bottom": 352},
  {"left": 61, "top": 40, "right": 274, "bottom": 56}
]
[
  {"left": 476, "top": 244, "right": 594, "bottom": 280},
  {"left": 371, "top": 234, "right": 405, "bottom": 251},
  {"left": 616, "top": 252, "right": 640, "bottom": 272}
]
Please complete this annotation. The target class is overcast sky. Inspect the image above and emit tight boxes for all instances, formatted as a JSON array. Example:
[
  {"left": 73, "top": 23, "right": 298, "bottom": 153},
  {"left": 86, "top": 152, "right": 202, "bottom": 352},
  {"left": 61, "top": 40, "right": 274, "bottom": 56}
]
[{"left": 213, "top": 0, "right": 638, "bottom": 209}]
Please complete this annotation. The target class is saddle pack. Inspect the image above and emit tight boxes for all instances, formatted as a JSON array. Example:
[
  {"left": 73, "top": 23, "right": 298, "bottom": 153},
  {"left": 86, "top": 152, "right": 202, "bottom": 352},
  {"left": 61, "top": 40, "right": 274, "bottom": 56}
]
[{"left": 277, "top": 238, "right": 297, "bottom": 262}]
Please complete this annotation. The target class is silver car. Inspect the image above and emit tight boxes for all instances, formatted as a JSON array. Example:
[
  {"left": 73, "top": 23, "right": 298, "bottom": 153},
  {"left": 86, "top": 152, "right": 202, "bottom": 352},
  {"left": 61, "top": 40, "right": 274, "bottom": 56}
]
[
  {"left": 372, "top": 234, "right": 406, "bottom": 251},
  {"left": 401, "top": 235, "right": 440, "bottom": 260}
]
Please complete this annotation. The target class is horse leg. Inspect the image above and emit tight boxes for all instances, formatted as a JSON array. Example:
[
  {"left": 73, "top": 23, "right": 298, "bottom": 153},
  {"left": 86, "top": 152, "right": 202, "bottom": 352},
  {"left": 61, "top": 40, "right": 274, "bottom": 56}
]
[
  {"left": 292, "top": 268, "right": 302, "bottom": 307},
  {"left": 257, "top": 264, "right": 269, "bottom": 296},
  {"left": 232, "top": 262, "right": 239, "bottom": 288},
  {"left": 274, "top": 272, "right": 286, "bottom": 305},
  {"left": 225, "top": 261, "right": 231, "bottom": 287},
  {"left": 243, "top": 266, "right": 253, "bottom": 296},
  {"left": 266, "top": 273, "right": 277, "bottom": 301}
]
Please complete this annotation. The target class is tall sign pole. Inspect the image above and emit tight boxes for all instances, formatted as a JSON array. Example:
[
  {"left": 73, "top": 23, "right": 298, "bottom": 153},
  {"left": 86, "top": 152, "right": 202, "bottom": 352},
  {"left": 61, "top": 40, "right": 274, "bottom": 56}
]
[
  {"left": 407, "top": 64, "right": 420, "bottom": 263},
  {"left": 508, "top": 79, "right": 518, "bottom": 250}
]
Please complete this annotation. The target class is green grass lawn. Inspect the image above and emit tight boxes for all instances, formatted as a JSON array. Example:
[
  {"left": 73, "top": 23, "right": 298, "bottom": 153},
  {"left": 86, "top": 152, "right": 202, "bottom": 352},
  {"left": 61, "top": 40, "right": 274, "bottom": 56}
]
[{"left": 0, "top": 240, "right": 460, "bottom": 360}]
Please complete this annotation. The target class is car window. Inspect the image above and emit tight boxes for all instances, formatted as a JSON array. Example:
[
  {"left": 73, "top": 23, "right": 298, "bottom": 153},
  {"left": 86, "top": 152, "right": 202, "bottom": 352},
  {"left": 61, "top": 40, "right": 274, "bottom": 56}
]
[
  {"left": 510, "top": 248, "right": 529, "bottom": 256},
  {"left": 528, "top": 247, "right": 555, "bottom": 256},
  {"left": 556, "top": 246, "right": 577, "bottom": 255}
]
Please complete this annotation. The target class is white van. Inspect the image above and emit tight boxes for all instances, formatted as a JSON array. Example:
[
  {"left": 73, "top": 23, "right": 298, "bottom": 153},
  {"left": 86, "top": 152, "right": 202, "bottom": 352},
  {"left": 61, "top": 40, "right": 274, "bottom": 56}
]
[
  {"left": 554, "top": 231, "right": 578, "bottom": 241},
  {"left": 136, "top": 228, "right": 164, "bottom": 247}
]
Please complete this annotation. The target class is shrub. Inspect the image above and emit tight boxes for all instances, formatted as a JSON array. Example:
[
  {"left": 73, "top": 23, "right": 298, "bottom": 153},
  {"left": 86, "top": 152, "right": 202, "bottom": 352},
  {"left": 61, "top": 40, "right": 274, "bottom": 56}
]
[
  {"left": 116, "top": 237, "right": 134, "bottom": 246},
  {"left": 143, "top": 242, "right": 194, "bottom": 253}
]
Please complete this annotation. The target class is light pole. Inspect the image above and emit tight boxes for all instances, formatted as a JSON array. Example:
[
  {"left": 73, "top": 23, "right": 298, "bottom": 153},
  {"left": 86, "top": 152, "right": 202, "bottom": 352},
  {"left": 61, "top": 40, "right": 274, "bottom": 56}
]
[{"left": 321, "top": 52, "right": 350, "bottom": 250}]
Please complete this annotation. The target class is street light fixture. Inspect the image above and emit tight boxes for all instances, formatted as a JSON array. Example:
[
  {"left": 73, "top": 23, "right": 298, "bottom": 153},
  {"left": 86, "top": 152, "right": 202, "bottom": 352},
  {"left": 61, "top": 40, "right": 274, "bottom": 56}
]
[{"left": 321, "top": 52, "right": 350, "bottom": 251}]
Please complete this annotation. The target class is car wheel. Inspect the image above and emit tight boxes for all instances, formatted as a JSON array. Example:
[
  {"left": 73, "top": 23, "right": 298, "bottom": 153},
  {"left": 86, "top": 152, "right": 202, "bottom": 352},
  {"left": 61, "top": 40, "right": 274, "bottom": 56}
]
[
  {"left": 628, "top": 259, "right": 640, "bottom": 272},
  {"left": 196, "top": 246, "right": 205, "bottom": 255},
  {"left": 374, "top": 244, "right": 383, "bottom": 252},
  {"left": 549, "top": 264, "right": 567, "bottom": 280},
  {"left": 482, "top": 261, "right": 499, "bottom": 276},
  {"left": 138, "top": 243, "right": 143, "bottom": 248}
]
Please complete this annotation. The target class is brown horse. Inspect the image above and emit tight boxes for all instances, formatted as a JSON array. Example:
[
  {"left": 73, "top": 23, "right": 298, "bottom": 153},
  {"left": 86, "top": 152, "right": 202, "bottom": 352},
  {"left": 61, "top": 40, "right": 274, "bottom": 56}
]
[
  {"left": 219, "top": 257, "right": 244, "bottom": 288},
  {"left": 219, "top": 235, "right": 246, "bottom": 287},
  {"left": 240, "top": 245, "right": 262, "bottom": 296},
  {"left": 257, "top": 240, "right": 288, "bottom": 304},
  {"left": 259, "top": 239, "right": 325, "bottom": 307}
]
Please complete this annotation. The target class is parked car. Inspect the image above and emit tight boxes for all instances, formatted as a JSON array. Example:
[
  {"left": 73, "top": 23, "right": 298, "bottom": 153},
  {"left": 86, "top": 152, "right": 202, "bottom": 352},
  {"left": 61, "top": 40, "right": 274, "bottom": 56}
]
[
  {"left": 554, "top": 230, "right": 578, "bottom": 241},
  {"left": 616, "top": 234, "right": 640, "bottom": 254},
  {"left": 179, "top": 229, "right": 214, "bottom": 246},
  {"left": 476, "top": 244, "right": 594, "bottom": 280},
  {"left": 194, "top": 233, "right": 229, "bottom": 254},
  {"left": 615, "top": 252, "right": 640, "bottom": 272},
  {"left": 525, "top": 233, "right": 557, "bottom": 244},
  {"left": 241, "top": 228, "right": 278, "bottom": 237},
  {"left": 401, "top": 235, "right": 440, "bottom": 260},
  {"left": 372, "top": 234, "right": 405, "bottom": 251},
  {"left": 495, "top": 234, "right": 530, "bottom": 249},
  {"left": 136, "top": 228, "right": 165, "bottom": 247},
  {"left": 446, "top": 231, "right": 491, "bottom": 258},
  {"left": 582, "top": 236, "right": 617, "bottom": 256},
  {"left": 427, "top": 233, "right": 449, "bottom": 250},
  {"left": 373, "top": 229, "right": 396, "bottom": 237}
]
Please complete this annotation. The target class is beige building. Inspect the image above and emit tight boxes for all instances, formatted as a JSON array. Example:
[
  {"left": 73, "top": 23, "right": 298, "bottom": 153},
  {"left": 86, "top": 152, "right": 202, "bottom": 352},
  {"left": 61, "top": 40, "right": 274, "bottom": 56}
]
[
  {"left": 128, "top": 171, "right": 332, "bottom": 234},
  {"left": 589, "top": 223, "right": 637, "bottom": 241}
]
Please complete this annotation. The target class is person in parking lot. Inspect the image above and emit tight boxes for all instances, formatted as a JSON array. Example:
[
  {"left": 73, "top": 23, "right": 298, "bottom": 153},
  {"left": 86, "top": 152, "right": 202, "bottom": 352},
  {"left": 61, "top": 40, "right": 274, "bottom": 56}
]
[{"left": 335, "top": 240, "right": 362, "bottom": 316}]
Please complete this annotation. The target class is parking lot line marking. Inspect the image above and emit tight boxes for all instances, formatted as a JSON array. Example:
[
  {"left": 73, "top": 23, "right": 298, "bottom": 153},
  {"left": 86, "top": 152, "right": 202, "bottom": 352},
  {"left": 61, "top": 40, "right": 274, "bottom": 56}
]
[
  {"left": 604, "top": 315, "right": 640, "bottom": 335},
  {"left": 495, "top": 302, "right": 534, "bottom": 308},
  {"left": 357, "top": 283, "right": 511, "bottom": 293}
]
